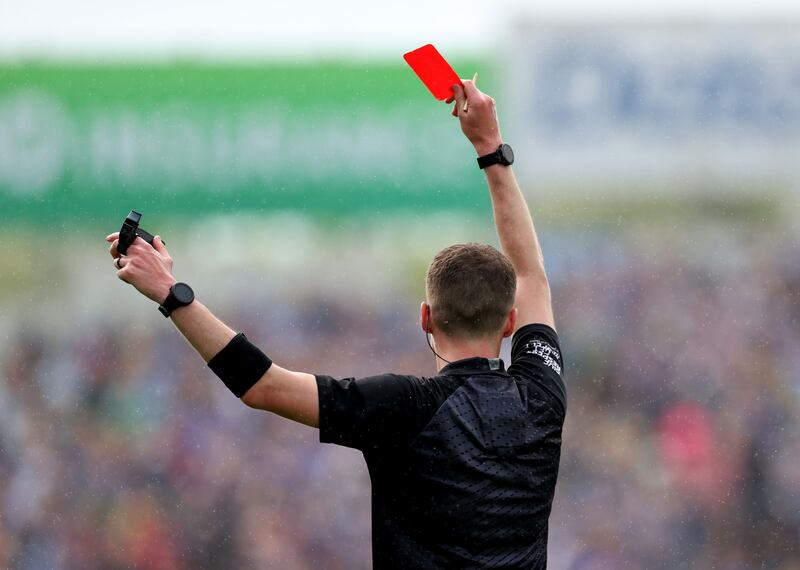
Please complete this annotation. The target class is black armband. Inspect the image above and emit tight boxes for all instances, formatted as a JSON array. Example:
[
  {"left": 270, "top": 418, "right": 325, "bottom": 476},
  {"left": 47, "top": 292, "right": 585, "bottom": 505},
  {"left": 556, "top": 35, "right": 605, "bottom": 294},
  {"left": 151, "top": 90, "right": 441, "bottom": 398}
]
[{"left": 208, "top": 333, "right": 273, "bottom": 398}]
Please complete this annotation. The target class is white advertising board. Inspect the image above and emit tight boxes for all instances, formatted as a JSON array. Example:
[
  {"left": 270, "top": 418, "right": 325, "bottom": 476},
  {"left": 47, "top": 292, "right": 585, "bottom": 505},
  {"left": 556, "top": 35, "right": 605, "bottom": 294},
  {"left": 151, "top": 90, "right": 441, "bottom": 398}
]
[{"left": 505, "top": 23, "right": 800, "bottom": 195}]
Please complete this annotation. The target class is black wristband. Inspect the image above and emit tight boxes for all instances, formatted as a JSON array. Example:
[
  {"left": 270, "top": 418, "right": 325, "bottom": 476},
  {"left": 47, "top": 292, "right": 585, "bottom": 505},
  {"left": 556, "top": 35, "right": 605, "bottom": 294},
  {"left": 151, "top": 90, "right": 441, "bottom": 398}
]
[{"left": 208, "top": 333, "right": 273, "bottom": 398}]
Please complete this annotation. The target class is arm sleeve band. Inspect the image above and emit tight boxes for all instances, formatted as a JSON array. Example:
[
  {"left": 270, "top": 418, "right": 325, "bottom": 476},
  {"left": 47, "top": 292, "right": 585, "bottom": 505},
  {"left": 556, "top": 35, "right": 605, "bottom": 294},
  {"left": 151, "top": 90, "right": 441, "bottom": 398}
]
[{"left": 207, "top": 332, "right": 273, "bottom": 398}]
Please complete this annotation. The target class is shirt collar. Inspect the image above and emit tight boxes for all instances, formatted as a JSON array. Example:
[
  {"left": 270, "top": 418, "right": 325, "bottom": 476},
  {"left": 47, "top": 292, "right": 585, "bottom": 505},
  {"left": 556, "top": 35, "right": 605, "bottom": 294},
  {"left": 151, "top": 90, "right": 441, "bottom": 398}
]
[{"left": 440, "top": 356, "right": 506, "bottom": 376}]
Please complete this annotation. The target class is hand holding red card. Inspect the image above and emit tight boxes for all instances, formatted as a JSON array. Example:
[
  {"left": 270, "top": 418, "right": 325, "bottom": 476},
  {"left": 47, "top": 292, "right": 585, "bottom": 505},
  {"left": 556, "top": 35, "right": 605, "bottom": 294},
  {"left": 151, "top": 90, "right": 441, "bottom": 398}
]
[{"left": 403, "top": 44, "right": 463, "bottom": 100}]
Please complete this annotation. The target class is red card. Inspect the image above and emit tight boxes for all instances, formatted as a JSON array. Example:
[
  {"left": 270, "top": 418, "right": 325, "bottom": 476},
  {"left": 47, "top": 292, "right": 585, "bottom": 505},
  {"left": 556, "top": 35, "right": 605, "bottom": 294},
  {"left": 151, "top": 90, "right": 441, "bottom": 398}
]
[{"left": 403, "top": 44, "right": 462, "bottom": 100}]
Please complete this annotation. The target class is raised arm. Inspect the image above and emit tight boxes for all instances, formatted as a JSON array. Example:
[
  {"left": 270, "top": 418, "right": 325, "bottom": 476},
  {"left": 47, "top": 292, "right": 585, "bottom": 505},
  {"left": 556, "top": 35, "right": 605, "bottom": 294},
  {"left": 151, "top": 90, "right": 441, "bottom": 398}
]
[
  {"left": 105, "top": 233, "right": 319, "bottom": 426},
  {"left": 450, "top": 81, "right": 555, "bottom": 330}
]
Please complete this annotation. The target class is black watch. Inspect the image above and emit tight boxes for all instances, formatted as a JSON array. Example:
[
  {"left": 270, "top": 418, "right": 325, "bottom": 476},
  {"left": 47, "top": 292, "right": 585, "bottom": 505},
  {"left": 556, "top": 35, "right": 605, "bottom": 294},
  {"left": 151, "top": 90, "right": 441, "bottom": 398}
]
[
  {"left": 159, "top": 282, "right": 195, "bottom": 318},
  {"left": 477, "top": 143, "right": 514, "bottom": 169}
]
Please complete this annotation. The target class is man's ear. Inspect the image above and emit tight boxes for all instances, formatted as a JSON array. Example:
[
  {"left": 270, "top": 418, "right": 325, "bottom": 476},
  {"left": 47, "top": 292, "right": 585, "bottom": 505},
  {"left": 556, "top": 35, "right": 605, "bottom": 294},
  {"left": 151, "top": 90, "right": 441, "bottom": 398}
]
[
  {"left": 502, "top": 308, "right": 517, "bottom": 338},
  {"left": 420, "top": 302, "right": 433, "bottom": 333}
]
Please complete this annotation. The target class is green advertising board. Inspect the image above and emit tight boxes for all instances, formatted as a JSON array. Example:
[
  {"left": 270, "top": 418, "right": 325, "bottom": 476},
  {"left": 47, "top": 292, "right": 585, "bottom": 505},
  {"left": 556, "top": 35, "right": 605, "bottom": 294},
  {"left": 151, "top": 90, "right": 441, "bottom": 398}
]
[{"left": 0, "top": 61, "right": 493, "bottom": 223}]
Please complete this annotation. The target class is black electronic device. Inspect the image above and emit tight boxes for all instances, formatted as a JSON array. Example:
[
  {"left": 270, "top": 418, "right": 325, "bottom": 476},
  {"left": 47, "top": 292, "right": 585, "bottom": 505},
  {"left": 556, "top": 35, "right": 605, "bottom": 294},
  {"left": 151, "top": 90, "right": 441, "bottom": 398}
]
[
  {"left": 477, "top": 143, "right": 514, "bottom": 169},
  {"left": 158, "top": 282, "right": 195, "bottom": 318},
  {"left": 117, "top": 210, "right": 163, "bottom": 255}
]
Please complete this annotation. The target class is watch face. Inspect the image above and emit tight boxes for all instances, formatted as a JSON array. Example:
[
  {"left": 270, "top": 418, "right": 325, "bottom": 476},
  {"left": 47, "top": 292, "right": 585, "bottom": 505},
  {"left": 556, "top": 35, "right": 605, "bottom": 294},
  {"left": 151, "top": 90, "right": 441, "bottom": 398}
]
[
  {"left": 172, "top": 282, "right": 194, "bottom": 304},
  {"left": 499, "top": 144, "right": 514, "bottom": 165}
]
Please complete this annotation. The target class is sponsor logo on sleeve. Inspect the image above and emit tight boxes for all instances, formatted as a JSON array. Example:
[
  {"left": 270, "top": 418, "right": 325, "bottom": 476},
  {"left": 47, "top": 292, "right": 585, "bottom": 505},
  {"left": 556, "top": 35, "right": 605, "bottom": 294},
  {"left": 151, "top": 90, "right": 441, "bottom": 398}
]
[{"left": 522, "top": 339, "right": 562, "bottom": 375}]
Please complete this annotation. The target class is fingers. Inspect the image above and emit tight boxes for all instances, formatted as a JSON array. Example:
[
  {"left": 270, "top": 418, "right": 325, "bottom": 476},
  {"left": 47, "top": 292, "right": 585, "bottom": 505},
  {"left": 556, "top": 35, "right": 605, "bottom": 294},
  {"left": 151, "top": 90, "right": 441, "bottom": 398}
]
[
  {"left": 108, "top": 239, "right": 121, "bottom": 259},
  {"left": 117, "top": 266, "right": 132, "bottom": 284},
  {"left": 451, "top": 83, "right": 466, "bottom": 115},
  {"left": 113, "top": 255, "right": 135, "bottom": 283},
  {"left": 152, "top": 235, "right": 169, "bottom": 257},
  {"left": 109, "top": 236, "right": 146, "bottom": 260},
  {"left": 453, "top": 79, "right": 496, "bottom": 119},
  {"left": 462, "top": 79, "right": 481, "bottom": 99},
  {"left": 125, "top": 237, "right": 151, "bottom": 254},
  {"left": 113, "top": 255, "right": 130, "bottom": 280}
]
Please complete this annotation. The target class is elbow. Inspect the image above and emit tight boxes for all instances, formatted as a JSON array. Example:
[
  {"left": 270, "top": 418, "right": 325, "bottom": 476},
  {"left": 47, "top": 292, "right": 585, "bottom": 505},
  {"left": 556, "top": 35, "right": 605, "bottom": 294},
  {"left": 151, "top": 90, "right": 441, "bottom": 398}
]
[
  {"left": 240, "top": 387, "right": 261, "bottom": 409},
  {"left": 239, "top": 372, "right": 275, "bottom": 410}
]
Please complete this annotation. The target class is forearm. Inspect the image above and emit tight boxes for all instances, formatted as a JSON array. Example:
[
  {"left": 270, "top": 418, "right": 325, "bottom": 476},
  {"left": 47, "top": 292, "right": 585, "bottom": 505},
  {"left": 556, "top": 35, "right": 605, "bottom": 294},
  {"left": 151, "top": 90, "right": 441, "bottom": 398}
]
[
  {"left": 106, "top": 234, "right": 321, "bottom": 422},
  {"left": 484, "top": 165, "right": 546, "bottom": 279},
  {"left": 169, "top": 300, "right": 237, "bottom": 362},
  {"left": 169, "top": 300, "right": 318, "bottom": 424}
]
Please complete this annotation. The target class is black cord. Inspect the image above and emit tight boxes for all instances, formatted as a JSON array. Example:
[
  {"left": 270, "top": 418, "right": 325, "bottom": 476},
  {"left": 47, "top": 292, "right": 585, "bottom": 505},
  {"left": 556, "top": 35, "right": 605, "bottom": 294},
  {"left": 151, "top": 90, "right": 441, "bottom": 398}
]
[{"left": 426, "top": 331, "right": 452, "bottom": 365}]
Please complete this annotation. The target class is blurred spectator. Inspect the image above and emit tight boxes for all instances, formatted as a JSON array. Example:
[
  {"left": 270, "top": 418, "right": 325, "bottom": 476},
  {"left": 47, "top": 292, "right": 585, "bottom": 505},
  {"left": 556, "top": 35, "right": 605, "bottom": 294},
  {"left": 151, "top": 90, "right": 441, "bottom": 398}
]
[{"left": 1, "top": 221, "right": 799, "bottom": 569}]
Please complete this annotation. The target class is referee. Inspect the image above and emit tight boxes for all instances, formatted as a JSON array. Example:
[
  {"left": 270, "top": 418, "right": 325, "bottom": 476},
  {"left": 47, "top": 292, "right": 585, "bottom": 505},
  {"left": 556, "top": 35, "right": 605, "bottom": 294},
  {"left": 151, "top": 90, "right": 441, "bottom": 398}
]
[{"left": 106, "top": 79, "right": 565, "bottom": 569}]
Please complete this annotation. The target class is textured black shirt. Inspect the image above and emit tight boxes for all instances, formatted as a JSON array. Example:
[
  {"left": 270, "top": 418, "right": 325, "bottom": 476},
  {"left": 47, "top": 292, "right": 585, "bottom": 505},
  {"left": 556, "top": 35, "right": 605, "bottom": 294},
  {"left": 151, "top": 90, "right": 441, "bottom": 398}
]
[{"left": 315, "top": 324, "right": 566, "bottom": 569}]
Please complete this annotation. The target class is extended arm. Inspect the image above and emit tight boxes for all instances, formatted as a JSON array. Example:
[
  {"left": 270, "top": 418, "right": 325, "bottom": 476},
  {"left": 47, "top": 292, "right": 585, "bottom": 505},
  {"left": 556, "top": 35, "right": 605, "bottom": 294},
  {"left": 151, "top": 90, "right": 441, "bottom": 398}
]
[
  {"left": 105, "top": 233, "right": 319, "bottom": 426},
  {"left": 450, "top": 81, "right": 555, "bottom": 330}
]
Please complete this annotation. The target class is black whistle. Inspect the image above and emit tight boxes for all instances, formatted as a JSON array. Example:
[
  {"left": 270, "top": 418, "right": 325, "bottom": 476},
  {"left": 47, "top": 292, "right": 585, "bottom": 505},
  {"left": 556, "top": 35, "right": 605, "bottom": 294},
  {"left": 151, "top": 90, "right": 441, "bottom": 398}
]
[{"left": 117, "top": 210, "right": 163, "bottom": 255}]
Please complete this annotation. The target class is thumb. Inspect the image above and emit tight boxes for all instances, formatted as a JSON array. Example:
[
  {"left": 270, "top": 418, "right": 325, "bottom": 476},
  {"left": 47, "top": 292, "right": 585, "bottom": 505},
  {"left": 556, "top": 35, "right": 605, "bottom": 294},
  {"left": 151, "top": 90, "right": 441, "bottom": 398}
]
[
  {"left": 451, "top": 83, "right": 466, "bottom": 110},
  {"left": 462, "top": 79, "right": 480, "bottom": 99},
  {"left": 153, "top": 235, "right": 169, "bottom": 256}
]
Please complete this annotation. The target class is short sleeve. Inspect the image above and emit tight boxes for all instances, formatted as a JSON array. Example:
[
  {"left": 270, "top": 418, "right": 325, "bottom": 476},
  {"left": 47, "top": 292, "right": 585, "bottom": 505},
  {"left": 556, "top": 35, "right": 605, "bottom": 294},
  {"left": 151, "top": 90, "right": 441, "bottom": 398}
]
[
  {"left": 315, "top": 373, "right": 432, "bottom": 451},
  {"left": 508, "top": 324, "right": 567, "bottom": 417}
]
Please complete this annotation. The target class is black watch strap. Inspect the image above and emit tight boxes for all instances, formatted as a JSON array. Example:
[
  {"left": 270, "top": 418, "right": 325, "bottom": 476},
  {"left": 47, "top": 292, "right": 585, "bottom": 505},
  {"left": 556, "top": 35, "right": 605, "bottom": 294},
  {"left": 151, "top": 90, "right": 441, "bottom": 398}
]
[
  {"left": 477, "top": 143, "right": 514, "bottom": 169},
  {"left": 158, "top": 282, "right": 195, "bottom": 318},
  {"left": 158, "top": 294, "right": 181, "bottom": 318}
]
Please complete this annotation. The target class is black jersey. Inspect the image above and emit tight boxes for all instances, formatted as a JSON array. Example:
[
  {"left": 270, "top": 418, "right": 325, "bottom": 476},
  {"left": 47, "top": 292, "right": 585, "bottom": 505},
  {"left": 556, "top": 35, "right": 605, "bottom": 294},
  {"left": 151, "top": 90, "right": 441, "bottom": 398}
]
[{"left": 315, "top": 324, "right": 566, "bottom": 569}]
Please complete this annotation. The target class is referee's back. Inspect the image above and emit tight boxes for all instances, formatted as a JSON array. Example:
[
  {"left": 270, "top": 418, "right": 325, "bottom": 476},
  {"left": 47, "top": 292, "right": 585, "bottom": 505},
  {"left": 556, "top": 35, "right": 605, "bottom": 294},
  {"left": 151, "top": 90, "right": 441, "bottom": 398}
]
[
  {"left": 113, "top": 79, "right": 568, "bottom": 569},
  {"left": 316, "top": 323, "right": 566, "bottom": 569}
]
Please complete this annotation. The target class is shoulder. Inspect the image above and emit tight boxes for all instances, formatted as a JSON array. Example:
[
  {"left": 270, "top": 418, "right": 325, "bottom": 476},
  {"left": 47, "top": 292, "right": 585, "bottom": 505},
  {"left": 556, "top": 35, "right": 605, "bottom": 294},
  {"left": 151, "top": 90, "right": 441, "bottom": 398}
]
[
  {"left": 315, "top": 372, "right": 463, "bottom": 450},
  {"left": 511, "top": 324, "right": 563, "bottom": 375},
  {"left": 316, "top": 373, "right": 421, "bottom": 415},
  {"left": 508, "top": 323, "right": 567, "bottom": 416}
]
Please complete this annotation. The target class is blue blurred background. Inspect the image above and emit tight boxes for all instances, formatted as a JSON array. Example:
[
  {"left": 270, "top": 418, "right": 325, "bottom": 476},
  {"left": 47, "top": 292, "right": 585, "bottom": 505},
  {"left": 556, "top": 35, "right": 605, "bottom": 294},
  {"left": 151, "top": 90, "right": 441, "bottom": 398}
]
[{"left": 1, "top": 1, "right": 800, "bottom": 568}]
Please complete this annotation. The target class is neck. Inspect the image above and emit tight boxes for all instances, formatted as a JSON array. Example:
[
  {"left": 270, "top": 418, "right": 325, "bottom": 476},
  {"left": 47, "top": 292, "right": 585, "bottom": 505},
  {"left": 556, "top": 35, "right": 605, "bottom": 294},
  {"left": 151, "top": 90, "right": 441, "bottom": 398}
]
[{"left": 429, "top": 332, "right": 502, "bottom": 372}]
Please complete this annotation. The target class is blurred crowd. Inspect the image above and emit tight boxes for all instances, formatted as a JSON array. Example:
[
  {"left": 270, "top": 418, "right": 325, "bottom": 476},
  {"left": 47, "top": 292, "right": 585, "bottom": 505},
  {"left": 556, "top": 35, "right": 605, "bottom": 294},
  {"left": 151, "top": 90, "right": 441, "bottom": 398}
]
[{"left": 1, "top": 221, "right": 799, "bottom": 569}]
